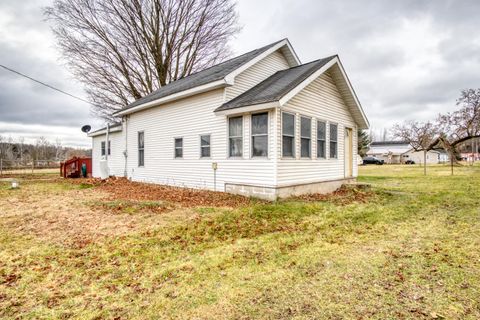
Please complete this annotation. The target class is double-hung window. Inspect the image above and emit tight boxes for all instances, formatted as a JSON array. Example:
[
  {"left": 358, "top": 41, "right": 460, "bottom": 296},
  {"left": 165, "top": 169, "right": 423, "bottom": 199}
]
[
  {"left": 317, "top": 121, "right": 326, "bottom": 158},
  {"left": 101, "top": 141, "right": 106, "bottom": 156},
  {"left": 282, "top": 112, "right": 295, "bottom": 157},
  {"left": 300, "top": 116, "right": 311, "bottom": 158},
  {"left": 251, "top": 113, "right": 268, "bottom": 157},
  {"left": 229, "top": 116, "right": 243, "bottom": 157},
  {"left": 329, "top": 123, "right": 338, "bottom": 158},
  {"left": 138, "top": 132, "right": 144, "bottom": 166},
  {"left": 174, "top": 138, "right": 183, "bottom": 158},
  {"left": 200, "top": 135, "right": 211, "bottom": 158}
]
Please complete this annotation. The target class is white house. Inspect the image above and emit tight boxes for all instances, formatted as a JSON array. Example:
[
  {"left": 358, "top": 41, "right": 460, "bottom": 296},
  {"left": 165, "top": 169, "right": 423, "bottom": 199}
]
[
  {"left": 88, "top": 39, "right": 369, "bottom": 200},
  {"left": 367, "top": 141, "right": 447, "bottom": 164}
]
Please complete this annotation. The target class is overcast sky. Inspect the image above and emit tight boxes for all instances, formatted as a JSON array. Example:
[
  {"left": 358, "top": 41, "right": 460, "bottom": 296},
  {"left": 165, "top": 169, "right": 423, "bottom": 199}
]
[{"left": 1, "top": 0, "right": 479, "bottom": 147}]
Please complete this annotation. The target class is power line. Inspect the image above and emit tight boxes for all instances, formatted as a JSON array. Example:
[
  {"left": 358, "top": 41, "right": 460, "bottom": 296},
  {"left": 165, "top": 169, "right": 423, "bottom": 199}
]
[{"left": 0, "top": 64, "right": 96, "bottom": 106}]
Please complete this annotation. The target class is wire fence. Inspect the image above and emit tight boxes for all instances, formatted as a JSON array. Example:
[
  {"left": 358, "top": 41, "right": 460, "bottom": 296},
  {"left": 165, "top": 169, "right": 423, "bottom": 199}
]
[{"left": 0, "top": 159, "right": 62, "bottom": 175}]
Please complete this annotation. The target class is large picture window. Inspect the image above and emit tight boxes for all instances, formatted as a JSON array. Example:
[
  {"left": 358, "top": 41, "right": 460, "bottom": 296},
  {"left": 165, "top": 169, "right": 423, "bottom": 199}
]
[
  {"left": 200, "top": 135, "right": 210, "bottom": 158},
  {"left": 300, "top": 116, "right": 311, "bottom": 158},
  {"left": 329, "top": 123, "right": 338, "bottom": 158},
  {"left": 138, "top": 131, "right": 144, "bottom": 166},
  {"left": 174, "top": 138, "right": 183, "bottom": 158},
  {"left": 229, "top": 116, "right": 243, "bottom": 157},
  {"left": 282, "top": 112, "right": 295, "bottom": 157},
  {"left": 251, "top": 113, "right": 268, "bottom": 157},
  {"left": 317, "top": 121, "right": 326, "bottom": 158}
]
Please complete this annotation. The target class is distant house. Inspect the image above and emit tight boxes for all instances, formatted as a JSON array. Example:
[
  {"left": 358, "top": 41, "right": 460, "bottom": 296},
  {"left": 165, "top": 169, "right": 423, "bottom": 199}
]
[
  {"left": 88, "top": 39, "right": 369, "bottom": 200},
  {"left": 367, "top": 141, "right": 447, "bottom": 164}
]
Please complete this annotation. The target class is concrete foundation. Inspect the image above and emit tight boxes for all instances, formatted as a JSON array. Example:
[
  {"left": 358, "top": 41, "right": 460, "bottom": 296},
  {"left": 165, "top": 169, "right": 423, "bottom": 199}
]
[{"left": 225, "top": 178, "right": 356, "bottom": 201}]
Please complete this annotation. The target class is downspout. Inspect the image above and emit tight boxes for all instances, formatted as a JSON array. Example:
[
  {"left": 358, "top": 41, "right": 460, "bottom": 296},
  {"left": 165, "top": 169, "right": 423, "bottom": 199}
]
[
  {"left": 106, "top": 123, "right": 109, "bottom": 162},
  {"left": 123, "top": 115, "right": 128, "bottom": 177}
]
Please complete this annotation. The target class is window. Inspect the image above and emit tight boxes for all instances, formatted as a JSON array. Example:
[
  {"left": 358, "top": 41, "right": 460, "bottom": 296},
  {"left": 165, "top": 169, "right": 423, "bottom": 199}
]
[
  {"left": 138, "top": 131, "right": 144, "bottom": 166},
  {"left": 282, "top": 112, "right": 295, "bottom": 157},
  {"left": 317, "top": 121, "right": 326, "bottom": 158},
  {"left": 251, "top": 113, "right": 268, "bottom": 157},
  {"left": 329, "top": 123, "right": 338, "bottom": 158},
  {"left": 300, "top": 116, "right": 311, "bottom": 158},
  {"left": 101, "top": 141, "right": 111, "bottom": 156},
  {"left": 229, "top": 116, "right": 243, "bottom": 157},
  {"left": 174, "top": 138, "right": 183, "bottom": 158},
  {"left": 200, "top": 135, "right": 210, "bottom": 158}
]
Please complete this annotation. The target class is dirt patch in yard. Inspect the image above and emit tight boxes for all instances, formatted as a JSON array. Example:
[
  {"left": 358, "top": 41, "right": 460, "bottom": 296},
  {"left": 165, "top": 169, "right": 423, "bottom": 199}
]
[
  {"left": 76, "top": 177, "right": 258, "bottom": 208},
  {"left": 291, "top": 185, "right": 376, "bottom": 205},
  {"left": 0, "top": 182, "right": 197, "bottom": 247}
]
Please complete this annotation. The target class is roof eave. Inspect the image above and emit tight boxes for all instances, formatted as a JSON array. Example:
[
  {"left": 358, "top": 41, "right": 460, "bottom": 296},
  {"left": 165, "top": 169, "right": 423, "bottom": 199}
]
[
  {"left": 87, "top": 125, "right": 123, "bottom": 137},
  {"left": 278, "top": 56, "right": 370, "bottom": 130},
  {"left": 224, "top": 39, "right": 301, "bottom": 85},
  {"left": 215, "top": 101, "right": 280, "bottom": 116},
  {"left": 115, "top": 79, "right": 228, "bottom": 116}
]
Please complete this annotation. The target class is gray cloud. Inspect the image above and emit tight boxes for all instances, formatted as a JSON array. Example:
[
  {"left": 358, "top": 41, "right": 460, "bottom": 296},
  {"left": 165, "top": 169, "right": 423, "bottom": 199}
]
[{"left": 1, "top": 0, "right": 480, "bottom": 146}]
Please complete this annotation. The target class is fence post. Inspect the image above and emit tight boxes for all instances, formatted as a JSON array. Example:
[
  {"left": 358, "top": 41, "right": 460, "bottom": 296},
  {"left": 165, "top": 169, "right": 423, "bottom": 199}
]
[{"left": 32, "top": 160, "right": 34, "bottom": 173}]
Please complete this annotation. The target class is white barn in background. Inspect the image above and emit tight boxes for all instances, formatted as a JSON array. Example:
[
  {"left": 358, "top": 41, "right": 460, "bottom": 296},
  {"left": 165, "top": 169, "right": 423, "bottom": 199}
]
[{"left": 89, "top": 39, "right": 369, "bottom": 200}]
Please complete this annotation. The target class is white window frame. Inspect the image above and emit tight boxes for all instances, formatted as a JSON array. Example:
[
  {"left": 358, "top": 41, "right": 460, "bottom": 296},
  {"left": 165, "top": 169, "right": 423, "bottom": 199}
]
[
  {"left": 300, "top": 116, "right": 312, "bottom": 158},
  {"left": 174, "top": 137, "right": 183, "bottom": 159},
  {"left": 251, "top": 112, "right": 269, "bottom": 158},
  {"left": 316, "top": 120, "right": 326, "bottom": 159},
  {"left": 329, "top": 122, "right": 338, "bottom": 159},
  {"left": 200, "top": 134, "right": 211, "bottom": 159},
  {"left": 228, "top": 115, "right": 243, "bottom": 158},
  {"left": 138, "top": 131, "right": 144, "bottom": 167},
  {"left": 281, "top": 111, "right": 296, "bottom": 158}
]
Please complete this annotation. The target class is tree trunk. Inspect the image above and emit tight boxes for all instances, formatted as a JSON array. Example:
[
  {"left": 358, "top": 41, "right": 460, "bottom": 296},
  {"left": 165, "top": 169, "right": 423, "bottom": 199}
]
[
  {"left": 451, "top": 155, "right": 454, "bottom": 175},
  {"left": 424, "top": 150, "right": 427, "bottom": 175}
]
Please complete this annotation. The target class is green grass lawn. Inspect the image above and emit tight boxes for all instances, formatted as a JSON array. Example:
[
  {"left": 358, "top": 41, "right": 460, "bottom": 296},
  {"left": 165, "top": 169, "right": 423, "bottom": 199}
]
[{"left": 1, "top": 165, "right": 479, "bottom": 319}]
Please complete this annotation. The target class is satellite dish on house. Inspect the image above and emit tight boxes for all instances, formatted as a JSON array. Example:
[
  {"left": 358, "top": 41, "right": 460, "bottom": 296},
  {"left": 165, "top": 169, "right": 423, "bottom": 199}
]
[{"left": 81, "top": 125, "right": 91, "bottom": 133}]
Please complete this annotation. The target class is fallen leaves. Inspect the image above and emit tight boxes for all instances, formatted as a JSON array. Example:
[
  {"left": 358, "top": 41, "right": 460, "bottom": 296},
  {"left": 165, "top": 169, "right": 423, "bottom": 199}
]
[{"left": 79, "top": 177, "right": 256, "bottom": 208}]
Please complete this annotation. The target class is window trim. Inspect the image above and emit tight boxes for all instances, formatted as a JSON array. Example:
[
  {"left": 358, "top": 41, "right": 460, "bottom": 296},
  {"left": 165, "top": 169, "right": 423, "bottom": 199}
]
[
  {"left": 281, "top": 111, "right": 296, "bottom": 159},
  {"left": 138, "top": 131, "right": 145, "bottom": 167},
  {"left": 316, "top": 120, "right": 327, "bottom": 159},
  {"left": 228, "top": 115, "right": 243, "bottom": 159},
  {"left": 199, "top": 134, "right": 211, "bottom": 159},
  {"left": 251, "top": 112, "right": 269, "bottom": 158},
  {"left": 300, "top": 115, "right": 312, "bottom": 158},
  {"left": 329, "top": 122, "right": 338, "bottom": 159},
  {"left": 101, "top": 141, "right": 106, "bottom": 156},
  {"left": 174, "top": 137, "right": 184, "bottom": 159}
]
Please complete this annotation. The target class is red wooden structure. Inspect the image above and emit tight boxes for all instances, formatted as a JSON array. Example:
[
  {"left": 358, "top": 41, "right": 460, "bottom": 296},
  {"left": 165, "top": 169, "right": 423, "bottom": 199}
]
[{"left": 60, "top": 157, "right": 92, "bottom": 178}]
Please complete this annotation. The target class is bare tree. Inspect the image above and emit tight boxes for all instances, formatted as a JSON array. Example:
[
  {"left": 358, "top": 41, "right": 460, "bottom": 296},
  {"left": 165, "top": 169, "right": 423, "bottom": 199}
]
[
  {"left": 45, "top": 0, "right": 240, "bottom": 120},
  {"left": 393, "top": 120, "right": 439, "bottom": 175},
  {"left": 433, "top": 89, "right": 480, "bottom": 173}
]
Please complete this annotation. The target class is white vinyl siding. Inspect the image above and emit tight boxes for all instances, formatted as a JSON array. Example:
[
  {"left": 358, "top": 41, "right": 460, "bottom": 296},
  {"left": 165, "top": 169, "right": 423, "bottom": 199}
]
[
  {"left": 277, "top": 71, "right": 358, "bottom": 185},
  {"left": 122, "top": 89, "right": 276, "bottom": 190},
  {"left": 226, "top": 50, "right": 290, "bottom": 101},
  {"left": 92, "top": 130, "right": 124, "bottom": 177}
]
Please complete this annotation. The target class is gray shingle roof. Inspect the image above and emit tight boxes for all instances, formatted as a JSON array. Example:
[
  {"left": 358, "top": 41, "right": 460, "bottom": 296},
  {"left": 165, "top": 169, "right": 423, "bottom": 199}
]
[
  {"left": 215, "top": 56, "right": 336, "bottom": 112},
  {"left": 118, "top": 39, "right": 286, "bottom": 112}
]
